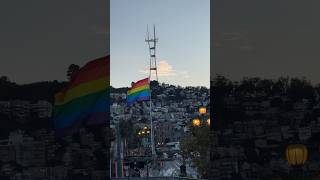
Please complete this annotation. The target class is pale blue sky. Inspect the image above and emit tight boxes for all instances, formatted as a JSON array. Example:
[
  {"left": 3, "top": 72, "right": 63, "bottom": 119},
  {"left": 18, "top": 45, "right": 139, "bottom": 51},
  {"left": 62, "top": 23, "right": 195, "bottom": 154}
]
[{"left": 111, "top": 0, "right": 210, "bottom": 88}]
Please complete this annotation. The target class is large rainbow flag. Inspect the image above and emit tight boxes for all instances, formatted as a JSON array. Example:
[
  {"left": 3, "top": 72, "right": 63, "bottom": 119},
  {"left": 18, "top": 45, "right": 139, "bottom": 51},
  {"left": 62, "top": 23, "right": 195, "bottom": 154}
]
[
  {"left": 127, "top": 78, "right": 150, "bottom": 105},
  {"left": 53, "top": 56, "right": 109, "bottom": 137}
]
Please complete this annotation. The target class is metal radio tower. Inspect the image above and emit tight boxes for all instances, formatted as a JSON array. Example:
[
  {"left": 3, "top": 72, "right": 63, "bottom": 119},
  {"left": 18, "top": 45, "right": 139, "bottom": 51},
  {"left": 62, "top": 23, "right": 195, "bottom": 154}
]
[
  {"left": 145, "top": 24, "right": 159, "bottom": 82},
  {"left": 145, "top": 25, "right": 158, "bottom": 158}
]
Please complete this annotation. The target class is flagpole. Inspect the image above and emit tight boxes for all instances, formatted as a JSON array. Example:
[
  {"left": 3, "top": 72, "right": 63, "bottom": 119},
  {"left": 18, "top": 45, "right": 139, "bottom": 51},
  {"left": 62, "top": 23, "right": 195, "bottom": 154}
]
[
  {"left": 146, "top": 25, "right": 157, "bottom": 159},
  {"left": 149, "top": 78, "right": 156, "bottom": 158}
]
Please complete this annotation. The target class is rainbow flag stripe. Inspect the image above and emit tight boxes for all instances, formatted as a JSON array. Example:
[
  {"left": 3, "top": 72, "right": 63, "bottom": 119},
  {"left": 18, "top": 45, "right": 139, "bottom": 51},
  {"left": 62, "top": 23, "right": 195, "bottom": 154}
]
[
  {"left": 127, "top": 78, "right": 150, "bottom": 105},
  {"left": 53, "top": 56, "right": 109, "bottom": 137}
]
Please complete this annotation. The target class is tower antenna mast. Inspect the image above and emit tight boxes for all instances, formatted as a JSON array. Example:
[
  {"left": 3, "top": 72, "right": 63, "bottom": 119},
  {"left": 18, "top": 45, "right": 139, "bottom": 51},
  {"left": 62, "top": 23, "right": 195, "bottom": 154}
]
[
  {"left": 145, "top": 25, "right": 158, "bottom": 158},
  {"left": 145, "top": 24, "right": 159, "bottom": 81}
]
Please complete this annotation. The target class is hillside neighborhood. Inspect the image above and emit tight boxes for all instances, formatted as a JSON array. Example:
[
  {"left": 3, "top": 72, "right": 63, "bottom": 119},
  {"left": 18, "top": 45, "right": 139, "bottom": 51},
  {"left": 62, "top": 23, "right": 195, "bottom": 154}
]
[
  {"left": 110, "top": 81, "right": 210, "bottom": 178},
  {"left": 211, "top": 76, "right": 320, "bottom": 179}
]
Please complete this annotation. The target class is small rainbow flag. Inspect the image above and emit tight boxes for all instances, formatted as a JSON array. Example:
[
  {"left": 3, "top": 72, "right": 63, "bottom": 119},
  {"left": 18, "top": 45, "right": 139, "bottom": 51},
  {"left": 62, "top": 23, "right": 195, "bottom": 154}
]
[
  {"left": 127, "top": 78, "right": 150, "bottom": 105},
  {"left": 53, "top": 56, "right": 109, "bottom": 137}
]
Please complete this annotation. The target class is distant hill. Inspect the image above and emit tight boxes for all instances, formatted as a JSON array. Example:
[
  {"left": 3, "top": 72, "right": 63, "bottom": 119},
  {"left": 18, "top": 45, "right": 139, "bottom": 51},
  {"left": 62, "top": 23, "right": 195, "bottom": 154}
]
[
  {"left": 0, "top": 77, "right": 67, "bottom": 103},
  {"left": 110, "top": 86, "right": 128, "bottom": 94},
  {"left": 0, "top": 77, "right": 66, "bottom": 137}
]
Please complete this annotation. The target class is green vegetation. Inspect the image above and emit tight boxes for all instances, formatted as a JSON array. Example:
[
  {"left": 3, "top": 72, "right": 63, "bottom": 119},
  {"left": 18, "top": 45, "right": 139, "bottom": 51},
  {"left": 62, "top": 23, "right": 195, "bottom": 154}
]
[{"left": 181, "top": 124, "right": 212, "bottom": 179}]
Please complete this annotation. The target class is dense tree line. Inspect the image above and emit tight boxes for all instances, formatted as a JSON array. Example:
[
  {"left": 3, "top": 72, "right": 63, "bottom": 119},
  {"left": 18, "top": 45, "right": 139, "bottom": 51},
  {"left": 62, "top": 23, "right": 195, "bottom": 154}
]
[
  {"left": 211, "top": 75, "right": 317, "bottom": 101},
  {"left": 211, "top": 75, "right": 319, "bottom": 128},
  {"left": 0, "top": 75, "right": 66, "bottom": 103},
  {"left": 0, "top": 64, "right": 85, "bottom": 102}
]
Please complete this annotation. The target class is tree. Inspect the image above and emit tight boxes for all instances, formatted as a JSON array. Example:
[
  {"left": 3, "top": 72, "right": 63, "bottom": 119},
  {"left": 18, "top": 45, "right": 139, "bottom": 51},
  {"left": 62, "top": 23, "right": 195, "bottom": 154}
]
[
  {"left": 180, "top": 125, "right": 212, "bottom": 178},
  {"left": 67, "top": 64, "right": 80, "bottom": 80},
  {"left": 238, "top": 77, "right": 259, "bottom": 95},
  {"left": 119, "top": 120, "right": 134, "bottom": 139},
  {"left": 0, "top": 76, "right": 9, "bottom": 83},
  {"left": 212, "top": 74, "right": 233, "bottom": 97},
  {"left": 256, "top": 79, "right": 273, "bottom": 94},
  {"left": 212, "top": 75, "right": 233, "bottom": 128},
  {"left": 273, "top": 77, "right": 290, "bottom": 95},
  {"left": 119, "top": 120, "right": 138, "bottom": 148},
  {"left": 287, "top": 77, "right": 314, "bottom": 101}
]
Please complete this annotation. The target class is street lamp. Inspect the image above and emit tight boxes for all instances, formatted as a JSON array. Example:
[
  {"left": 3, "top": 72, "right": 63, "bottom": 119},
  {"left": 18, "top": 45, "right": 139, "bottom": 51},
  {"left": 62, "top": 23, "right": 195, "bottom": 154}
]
[
  {"left": 192, "top": 106, "right": 209, "bottom": 127},
  {"left": 186, "top": 105, "right": 210, "bottom": 177},
  {"left": 137, "top": 126, "right": 151, "bottom": 137},
  {"left": 137, "top": 126, "right": 152, "bottom": 153},
  {"left": 206, "top": 118, "right": 210, "bottom": 126},
  {"left": 199, "top": 107, "right": 206, "bottom": 115},
  {"left": 286, "top": 144, "right": 308, "bottom": 179},
  {"left": 192, "top": 118, "right": 201, "bottom": 127},
  {"left": 286, "top": 144, "right": 308, "bottom": 166}
]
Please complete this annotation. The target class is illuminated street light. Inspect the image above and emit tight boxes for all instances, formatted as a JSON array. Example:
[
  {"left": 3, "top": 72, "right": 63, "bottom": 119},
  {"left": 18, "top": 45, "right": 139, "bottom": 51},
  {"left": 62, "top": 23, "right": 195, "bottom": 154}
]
[
  {"left": 192, "top": 105, "right": 210, "bottom": 128},
  {"left": 192, "top": 118, "right": 201, "bottom": 127},
  {"left": 199, "top": 107, "right": 206, "bottom": 115},
  {"left": 286, "top": 144, "right": 308, "bottom": 166},
  {"left": 285, "top": 144, "right": 308, "bottom": 179}
]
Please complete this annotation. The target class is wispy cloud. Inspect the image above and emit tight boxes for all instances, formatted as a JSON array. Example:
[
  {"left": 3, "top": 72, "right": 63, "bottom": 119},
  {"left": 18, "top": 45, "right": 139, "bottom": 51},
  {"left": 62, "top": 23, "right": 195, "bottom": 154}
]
[
  {"left": 139, "top": 60, "right": 191, "bottom": 83},
  {"left": 139, "top": 60, "right": 175, "bottom": 77}
]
